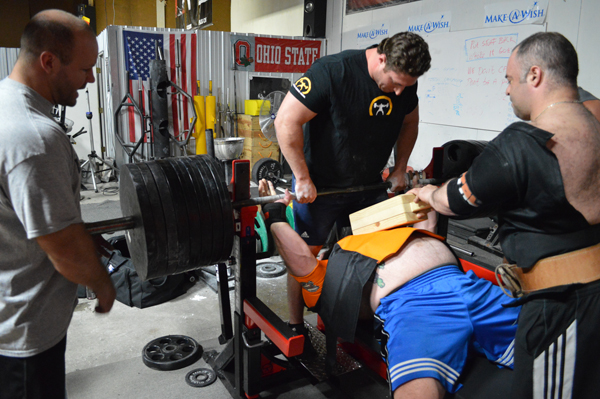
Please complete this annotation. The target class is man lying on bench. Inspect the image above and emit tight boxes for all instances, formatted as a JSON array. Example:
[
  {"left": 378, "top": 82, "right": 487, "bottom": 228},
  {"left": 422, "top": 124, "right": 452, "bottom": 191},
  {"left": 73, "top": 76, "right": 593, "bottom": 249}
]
[{"left": 258, "top": 179, "right": 520, "bottom": 399}]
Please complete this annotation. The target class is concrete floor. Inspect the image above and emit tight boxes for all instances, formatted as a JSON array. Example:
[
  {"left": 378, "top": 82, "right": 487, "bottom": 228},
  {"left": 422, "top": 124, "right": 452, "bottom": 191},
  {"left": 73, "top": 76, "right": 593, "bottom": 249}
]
[{"left": 68, "top": 181, "right": 385, "bottom": 399}]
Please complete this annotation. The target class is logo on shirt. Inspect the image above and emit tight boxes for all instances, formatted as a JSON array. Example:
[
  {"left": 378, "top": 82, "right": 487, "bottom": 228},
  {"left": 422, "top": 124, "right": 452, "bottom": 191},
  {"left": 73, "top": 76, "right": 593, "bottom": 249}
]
[
  {"left": 294, "top": 77, "right": 312, "bottom": 98},
  {"left": 369, "top": 96, "right": 393, "bottom": 116},
  {"left": 301, "top": 281, "right": 320, "bottom": 293}
]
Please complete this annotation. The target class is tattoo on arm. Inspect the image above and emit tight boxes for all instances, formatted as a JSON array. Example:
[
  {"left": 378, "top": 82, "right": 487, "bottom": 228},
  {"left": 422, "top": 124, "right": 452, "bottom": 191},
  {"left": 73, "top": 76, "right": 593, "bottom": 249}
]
[{"left": 378, "top": 262, "right": 385, "bottom": 269}]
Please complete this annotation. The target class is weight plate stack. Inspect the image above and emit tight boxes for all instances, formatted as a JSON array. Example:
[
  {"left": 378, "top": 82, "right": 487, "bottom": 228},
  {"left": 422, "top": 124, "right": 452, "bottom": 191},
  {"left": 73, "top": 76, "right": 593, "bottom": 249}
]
[
  {"left": 120, "top": 164, "right": 162, "bottom": 281},
  {"left": 157, "top": 160, "right": 192, "bottom": 276},
  {"left": 180, "top": 157, "right": 214, "bottom": 267},
  {"left": 201, "top": 155, "right": 234, "bottom": 259},
  {"left": 142, "top": 335, "right": 202, "bottom": 371},
  {"left": 190, "top": 156, "right": 224, "bottom": 262},
  {"left": 171, "top": 158, "right": 205, "bottom": 270},
  {"left": 143, "top": 161, "right": 181, "bottom": 277},
  {"left": 139, "top": 163, "right": 176, "bottom": 279}
]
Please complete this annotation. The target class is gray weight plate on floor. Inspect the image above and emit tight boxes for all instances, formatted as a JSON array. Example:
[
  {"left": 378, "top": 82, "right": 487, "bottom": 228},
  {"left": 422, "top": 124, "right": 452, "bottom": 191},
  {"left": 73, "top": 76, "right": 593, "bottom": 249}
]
[
  {"left": 145, "top": 161, "right": 181, "bottom": 278},
  {"left": 185, "top": 368, "right": 217, "bottom": 387},
  {"left": 179, "top": 157, "right": 213, "bottom": 267},
  {"left": 190, "top": 156, "right": 225, "bottom": 262},
  {"left": 156, "top": 159, "right": 192, "bottom": 275},
  {"left": 197, "top": 155, "right": 234, "bottom": 261},
  {"left": 119, "top": 164, "right": 158, "bottom": 282},
  {"left": 142, "top": 335, "right": 202, "bottom": 371},
  {"left": 256, "top": 262, "right": 287, "bottom": 278},
  {"left": 170, "top": 158, "right": 205, "bottom": 272}
]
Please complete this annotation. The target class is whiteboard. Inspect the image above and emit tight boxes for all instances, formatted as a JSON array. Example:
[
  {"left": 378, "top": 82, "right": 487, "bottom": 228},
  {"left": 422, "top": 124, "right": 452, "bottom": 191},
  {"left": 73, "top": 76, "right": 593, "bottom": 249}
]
[{"left": 418, "top": 24, "right": 545, "bottom": 131}]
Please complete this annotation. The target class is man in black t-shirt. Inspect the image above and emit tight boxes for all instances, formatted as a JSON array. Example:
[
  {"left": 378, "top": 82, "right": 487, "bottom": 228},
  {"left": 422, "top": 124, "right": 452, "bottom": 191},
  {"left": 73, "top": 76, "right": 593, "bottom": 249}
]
[
  {"left": 274, "top": 31, "right": 431, "bottom": 341},
  {"left": 411, "top": 32, "right": 600, "bottom": 398}
]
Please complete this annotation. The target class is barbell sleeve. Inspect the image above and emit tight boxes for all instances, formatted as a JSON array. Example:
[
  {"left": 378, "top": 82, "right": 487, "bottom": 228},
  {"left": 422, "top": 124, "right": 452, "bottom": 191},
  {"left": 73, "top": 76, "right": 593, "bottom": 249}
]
[{"left": 85, "top": 216, "right": 136, "bottom": 235}]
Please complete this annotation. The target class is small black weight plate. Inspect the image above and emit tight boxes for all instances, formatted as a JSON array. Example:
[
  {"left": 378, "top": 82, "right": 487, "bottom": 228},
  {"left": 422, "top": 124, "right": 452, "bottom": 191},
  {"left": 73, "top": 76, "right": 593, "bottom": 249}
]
[
  {"left": 170, "top": 157, "right": 205, "bottom": 272},
  {"left": 185, "top": 368, "right": 217, "bottom": 388},
  {"left": 156, "top": 160, "right": 192, "bottom": 275},
  {"left": 256, "top": 262, "right": 287, "bottom": 278},
  {"left": 119, "top": 164, "right": 157, "bottom": 281},
  {"left": 252, "top": 158, "right": 283, "bottom": 187},
  {"left": 179, "top": 157, "right": 212, "bottom": 267},
  {"left": 198, "top": 155, "right": 234, "bottom": 261},
  {"left": 190, "top": 156, "right": 225, "bottom": 262},
  {"left": 145, "top": 161, "right": 181, "bottom": 278},
  {"left": 142, "top": 335, "right": 202, "bottom": 371}
]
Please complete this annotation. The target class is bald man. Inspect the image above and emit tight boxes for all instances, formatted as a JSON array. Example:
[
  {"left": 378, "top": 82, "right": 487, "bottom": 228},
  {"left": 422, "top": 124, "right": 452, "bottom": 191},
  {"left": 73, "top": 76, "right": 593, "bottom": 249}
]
[{"left": 0, "top": 10, "right": 115, "bottom": 398}]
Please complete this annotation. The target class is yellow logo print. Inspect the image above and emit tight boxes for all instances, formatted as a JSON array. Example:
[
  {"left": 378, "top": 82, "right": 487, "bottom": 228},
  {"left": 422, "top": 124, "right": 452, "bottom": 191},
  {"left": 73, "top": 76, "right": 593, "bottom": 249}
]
[
  {"left": 295, "top": 77, "right": 312, "bottom": 95},
  {"left": 369, "top": 96, "right": 393, "bottom": 116}
]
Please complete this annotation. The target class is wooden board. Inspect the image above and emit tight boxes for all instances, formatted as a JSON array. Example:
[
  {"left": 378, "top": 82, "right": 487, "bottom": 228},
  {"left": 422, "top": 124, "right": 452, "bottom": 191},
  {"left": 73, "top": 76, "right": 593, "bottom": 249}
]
[
  {"left": 350, "top": 193, "right": 431, "bottom": 235},
  {"left": 237, "top": 114, "right": 261, "bottom": 130}
]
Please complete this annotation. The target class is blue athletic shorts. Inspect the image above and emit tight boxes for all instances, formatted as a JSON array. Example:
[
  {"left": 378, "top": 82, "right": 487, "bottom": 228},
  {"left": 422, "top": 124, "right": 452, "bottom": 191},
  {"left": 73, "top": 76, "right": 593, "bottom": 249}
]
[
  {"left": 375, "top": 265, "right": 520, "bottom": 394},
  {"left": 292, "top": 177, "right": 389, "bottom": 246}
]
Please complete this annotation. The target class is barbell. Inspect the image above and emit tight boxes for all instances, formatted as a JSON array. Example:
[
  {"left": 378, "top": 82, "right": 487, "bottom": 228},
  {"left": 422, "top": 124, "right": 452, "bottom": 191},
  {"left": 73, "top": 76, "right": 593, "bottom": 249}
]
[{"left": 85, "top": 155, "right": 393, "bottom": 281}]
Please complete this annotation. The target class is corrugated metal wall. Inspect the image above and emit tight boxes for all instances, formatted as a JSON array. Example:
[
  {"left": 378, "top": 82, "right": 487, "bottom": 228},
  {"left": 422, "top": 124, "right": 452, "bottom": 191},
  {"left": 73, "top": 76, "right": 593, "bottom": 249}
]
[
  {"left": 0, "top": 48, "right": 19, "bottom": 80},
  {"left": 99, "top": 26, "right": 325, "bottom": 166}
]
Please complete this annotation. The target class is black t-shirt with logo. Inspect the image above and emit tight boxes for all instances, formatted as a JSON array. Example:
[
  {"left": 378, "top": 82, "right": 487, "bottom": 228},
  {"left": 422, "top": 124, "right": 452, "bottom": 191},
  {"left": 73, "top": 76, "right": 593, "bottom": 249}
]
[{"left": 290, "top": 49, "right": 418, "bottom": 189}]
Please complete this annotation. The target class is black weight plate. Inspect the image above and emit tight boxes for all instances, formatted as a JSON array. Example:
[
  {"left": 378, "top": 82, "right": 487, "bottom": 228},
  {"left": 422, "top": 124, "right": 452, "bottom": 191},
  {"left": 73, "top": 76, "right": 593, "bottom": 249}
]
[
  {"left": 144, "top": 161, "right": 181, "bottom": 278},
  {"left": 179, "top": 157, "right": 213, "bottom": 267},
  {"left": 142, "top": 335, "right": 202, "bottom": 371},
  {"left": 190, "top": 156, "right": 224, "bottom": 262},
  {"left": 170, "top": 157, "right": 205, "bottom": 272},
  {"left": 185, "top": 368, "right": 217, "bottom": 388},
  {"left": 198, "top": 155, "right": 234, "bottom": 261},
  {"left": 156, "top": 159, "right": 192, "bottom": 275},
  {"left": 119, "top": 164, "right": 157, "bottom": 282},
  {"left": 256, "top": 262, "right": 287, "bottom": 278},
  {"left": 252, "top": 157, "right": 283, "bottom": 187}
]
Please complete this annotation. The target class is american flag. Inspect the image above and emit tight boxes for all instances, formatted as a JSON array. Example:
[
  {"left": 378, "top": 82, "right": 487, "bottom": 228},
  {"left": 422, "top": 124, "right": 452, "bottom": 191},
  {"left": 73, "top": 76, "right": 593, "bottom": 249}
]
[{"left": 123, "top": 29, "right": 197, "bottom": 144}]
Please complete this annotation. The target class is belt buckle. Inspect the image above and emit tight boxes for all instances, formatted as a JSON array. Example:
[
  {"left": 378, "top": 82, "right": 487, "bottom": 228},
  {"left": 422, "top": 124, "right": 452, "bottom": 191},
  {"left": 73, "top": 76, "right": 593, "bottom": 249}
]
[{"left": 495, "top": 263, "right": 524, "bottom": 298}]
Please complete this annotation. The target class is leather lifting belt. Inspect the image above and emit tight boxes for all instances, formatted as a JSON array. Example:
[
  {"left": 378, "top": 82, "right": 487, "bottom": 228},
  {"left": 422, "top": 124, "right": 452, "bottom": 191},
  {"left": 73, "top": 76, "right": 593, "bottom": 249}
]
[{"left": 515, "top": 242, "right": 600, "bottom": 292}]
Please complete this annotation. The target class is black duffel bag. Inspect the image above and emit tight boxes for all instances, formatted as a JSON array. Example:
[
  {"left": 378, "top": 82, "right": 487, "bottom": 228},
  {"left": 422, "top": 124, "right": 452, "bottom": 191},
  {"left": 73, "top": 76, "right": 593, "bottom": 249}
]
[{"left": 96, "top": 235, "right": 195, "bottom": 309}]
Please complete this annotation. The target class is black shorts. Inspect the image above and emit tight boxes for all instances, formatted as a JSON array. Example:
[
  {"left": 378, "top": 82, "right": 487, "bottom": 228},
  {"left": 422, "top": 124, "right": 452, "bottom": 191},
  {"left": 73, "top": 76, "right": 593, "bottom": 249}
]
[
  {"left": 0, "top": 335, "right": 67, "bottom": 399},
  {"left": 511, "top": 279, "right": 600, "bottom": 399}
]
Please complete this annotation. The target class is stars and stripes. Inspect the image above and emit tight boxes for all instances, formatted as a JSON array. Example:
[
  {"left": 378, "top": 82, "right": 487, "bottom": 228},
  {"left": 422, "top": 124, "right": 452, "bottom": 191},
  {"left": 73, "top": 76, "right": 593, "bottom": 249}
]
[{"left": 122, "top": 30, "right": 197, "bottom": 144}]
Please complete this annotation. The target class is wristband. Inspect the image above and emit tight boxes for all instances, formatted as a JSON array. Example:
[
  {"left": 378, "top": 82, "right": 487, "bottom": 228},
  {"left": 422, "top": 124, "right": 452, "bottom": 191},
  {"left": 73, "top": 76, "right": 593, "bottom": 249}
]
[{"left": 263, "top": 202, "right": 288, "bottom": 231}]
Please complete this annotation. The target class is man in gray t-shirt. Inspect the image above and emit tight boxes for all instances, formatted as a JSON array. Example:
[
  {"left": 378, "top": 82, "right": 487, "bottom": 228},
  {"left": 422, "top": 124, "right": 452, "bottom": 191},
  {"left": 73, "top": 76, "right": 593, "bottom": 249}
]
[{"left": 0, "top": 9, "right": 115, "bottom": 398}]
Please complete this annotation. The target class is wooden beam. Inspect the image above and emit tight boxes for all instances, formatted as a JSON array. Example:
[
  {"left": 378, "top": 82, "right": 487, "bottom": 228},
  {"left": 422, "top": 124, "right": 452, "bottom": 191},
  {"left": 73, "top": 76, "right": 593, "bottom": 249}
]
[{"left": 350, "top": 193, "right": 431, "bottom": 235}]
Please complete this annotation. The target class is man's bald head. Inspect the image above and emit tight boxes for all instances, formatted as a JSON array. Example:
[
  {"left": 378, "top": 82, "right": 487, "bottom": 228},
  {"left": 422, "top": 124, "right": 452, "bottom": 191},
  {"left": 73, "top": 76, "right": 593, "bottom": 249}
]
[{"left": 20, "top": 9, "right": 95, "bottom": 65}]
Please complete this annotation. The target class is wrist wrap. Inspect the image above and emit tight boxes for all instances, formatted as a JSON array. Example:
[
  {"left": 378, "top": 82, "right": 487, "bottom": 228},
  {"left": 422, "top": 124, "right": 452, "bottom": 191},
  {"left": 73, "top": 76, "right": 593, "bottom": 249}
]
[{"left": 263, "top": 202, "right": 288, "bottom": 232}]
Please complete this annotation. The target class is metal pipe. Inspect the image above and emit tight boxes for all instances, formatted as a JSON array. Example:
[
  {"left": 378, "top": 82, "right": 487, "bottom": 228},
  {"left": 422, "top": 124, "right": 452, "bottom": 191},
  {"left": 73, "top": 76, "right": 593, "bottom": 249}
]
[
  {"left": 86, "top": 182, "right": 392, "bottom": 233},
  {"left": 85, "top": 216, "right": 136, "bottom": 235},
  {"left": 233, "top": 182, "right": 391, "bottom": 208}
]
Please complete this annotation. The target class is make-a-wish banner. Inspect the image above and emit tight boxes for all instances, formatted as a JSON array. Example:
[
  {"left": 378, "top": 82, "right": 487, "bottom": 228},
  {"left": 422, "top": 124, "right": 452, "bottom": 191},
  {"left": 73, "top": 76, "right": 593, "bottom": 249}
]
[
  {"left": 231, "top": 35, "right": 322, "bottom": 73},
  {"left": 484, "top": 0, "right": 548, "bottom": 27},
  {"left": 408, "top": 12, "right": 452, "bottom": 35}
]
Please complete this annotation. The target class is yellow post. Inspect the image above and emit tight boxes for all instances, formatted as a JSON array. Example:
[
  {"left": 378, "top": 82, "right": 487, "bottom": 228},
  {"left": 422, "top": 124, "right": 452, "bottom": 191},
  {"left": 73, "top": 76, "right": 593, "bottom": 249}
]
[
  {"left": 206, "top": 80, "right": 217, "bottom": 138},
  {"left": 194, "top": 80, "right": 206, "bottom": 154}
]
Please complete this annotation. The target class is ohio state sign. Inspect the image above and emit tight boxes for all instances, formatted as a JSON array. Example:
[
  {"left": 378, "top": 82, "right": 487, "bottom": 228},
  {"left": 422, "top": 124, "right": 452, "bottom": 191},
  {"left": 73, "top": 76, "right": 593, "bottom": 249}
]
[{"left": 231, "top": 34, "right": 322, "bottom": 73}]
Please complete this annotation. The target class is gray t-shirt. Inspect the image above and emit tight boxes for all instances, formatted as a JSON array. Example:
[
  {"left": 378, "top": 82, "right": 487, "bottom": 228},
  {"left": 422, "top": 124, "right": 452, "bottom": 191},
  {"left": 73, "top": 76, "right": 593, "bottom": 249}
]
[
  {"left": 578, "top": 87, "right": 599, "bottom": 102},
  {"left": 0, "top": 78, "right": 82, "bottom": 357}
]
